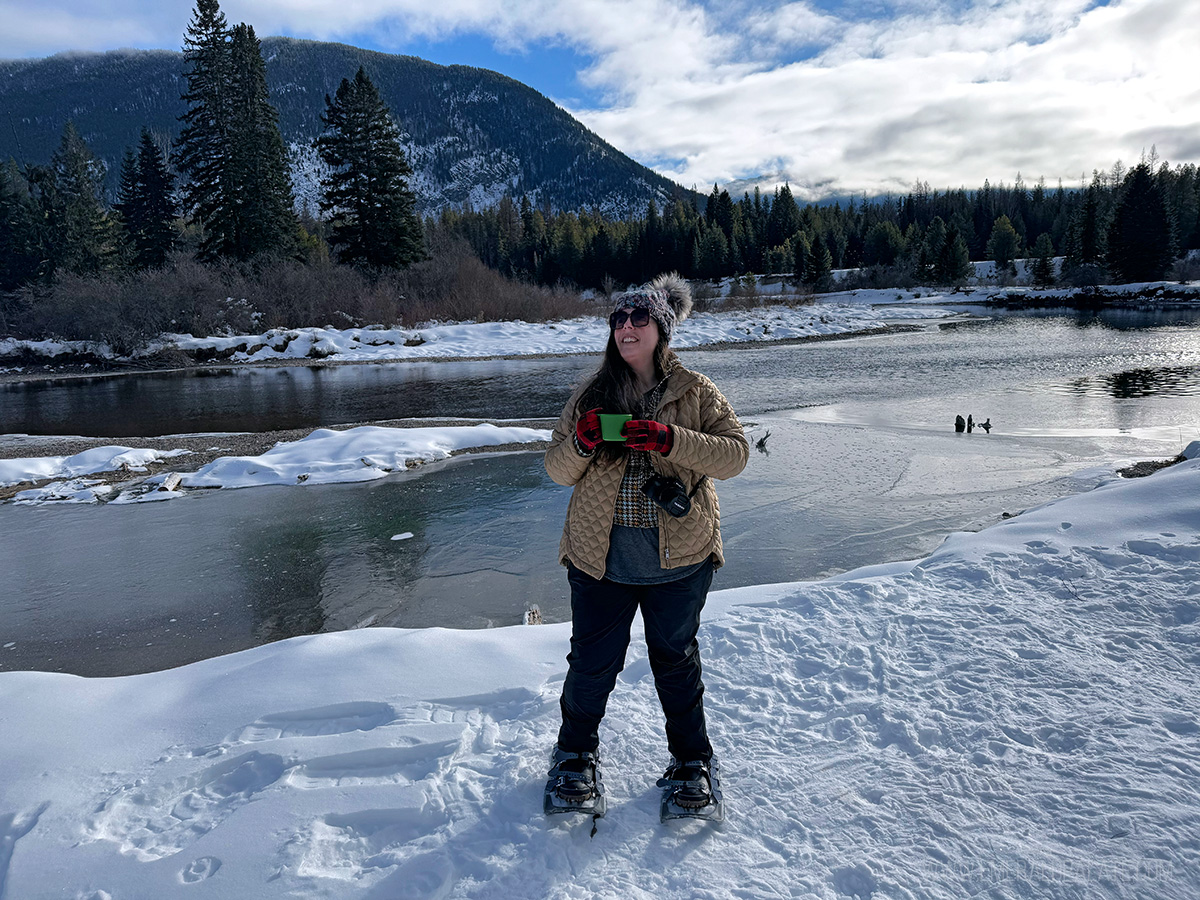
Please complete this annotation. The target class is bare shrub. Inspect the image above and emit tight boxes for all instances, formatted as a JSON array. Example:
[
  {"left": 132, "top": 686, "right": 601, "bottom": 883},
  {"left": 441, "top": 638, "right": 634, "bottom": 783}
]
[
  {"left": 1062, "top": 263, "right": 1106, "bottom": 288},
  {"left": 689, "top": 281, "right": 721, "bottom": 313},
  {"left": 837, "top": 265, "right": 916, "bottom": 291},
  {"left": 3, "top": 242, "right": 592, "bottom": 351},
  {"left": 726, "top": 275, "right": 759, "bottom": 301},
  {"left": 13, "top": 270, "right": 184, "bottom": 355},
  {"left": 394, "top": 242, "right": 590, "bottom": 325},
  {"left": 1171, "top": 255, "right": 1200, "bottom": 284}
]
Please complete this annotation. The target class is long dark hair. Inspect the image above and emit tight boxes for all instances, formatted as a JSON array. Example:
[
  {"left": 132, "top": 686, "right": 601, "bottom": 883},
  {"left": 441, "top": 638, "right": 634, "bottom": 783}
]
[{"left": 574, "top": 328, "right": 679, "bottom": 462}]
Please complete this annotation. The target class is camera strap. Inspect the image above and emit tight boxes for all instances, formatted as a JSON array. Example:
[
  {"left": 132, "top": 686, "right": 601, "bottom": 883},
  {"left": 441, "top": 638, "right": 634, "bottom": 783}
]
[{"left": 688, "top": 476, "right": 708, "bottom": 498}]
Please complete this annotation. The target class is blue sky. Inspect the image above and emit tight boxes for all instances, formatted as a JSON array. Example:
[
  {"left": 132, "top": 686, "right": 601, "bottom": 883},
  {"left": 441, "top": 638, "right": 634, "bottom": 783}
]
[{"left": 0, "top": 0, "right": 1191, "bottom": 200}]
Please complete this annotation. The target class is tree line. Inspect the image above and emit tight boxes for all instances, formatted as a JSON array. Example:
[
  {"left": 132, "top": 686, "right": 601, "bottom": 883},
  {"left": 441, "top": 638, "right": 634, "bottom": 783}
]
[
  {"left": 0, "top": 0, "right": 424, "bottom": 298},
  {"left": 432, "top": 157, "right": 1195, "bottom": 291}
]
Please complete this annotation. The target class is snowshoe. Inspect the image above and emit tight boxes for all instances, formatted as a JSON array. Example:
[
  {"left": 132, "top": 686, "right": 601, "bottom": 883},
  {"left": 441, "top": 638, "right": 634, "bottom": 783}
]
[
  {"left": 657, "top": 757, "right": 724, "bottom": 823},
  {"left": 544, "top": 746, "right": 606, "bottom": 818}
]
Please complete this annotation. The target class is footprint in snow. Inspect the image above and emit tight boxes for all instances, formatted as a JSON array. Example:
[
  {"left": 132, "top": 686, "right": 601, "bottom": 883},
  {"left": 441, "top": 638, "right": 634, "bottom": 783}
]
[
  {"left": 180, "top": 856, "right": 222, "bottom": 883},
  {"left": 87, "top": 751, "right": 285, "bottom": 861},
  {"left": 294, "top": 808, "right": 452, "bottom": 884},
  {"left": 227, "top": 701, "right": 397, "bottom": 745},
  {"left": 286, "top": 741, "right": 460, "bottom": 790}
]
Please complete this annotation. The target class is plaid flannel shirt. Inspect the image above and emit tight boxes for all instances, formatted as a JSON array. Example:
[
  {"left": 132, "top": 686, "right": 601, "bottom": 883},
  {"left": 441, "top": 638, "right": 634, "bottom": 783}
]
[{"left": 613, "top": 380, "right": 667, "bottom": 528}]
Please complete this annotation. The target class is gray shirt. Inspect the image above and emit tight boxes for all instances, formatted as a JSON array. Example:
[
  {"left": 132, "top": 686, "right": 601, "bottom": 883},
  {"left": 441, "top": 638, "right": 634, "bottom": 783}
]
[{"left": 604, "top": 524, "right": 707, "bottom": 584}]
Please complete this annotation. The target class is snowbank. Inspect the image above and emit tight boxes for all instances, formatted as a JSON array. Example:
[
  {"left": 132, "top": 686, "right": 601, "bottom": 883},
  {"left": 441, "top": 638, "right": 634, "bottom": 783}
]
[
  {"left": 159, "top": 302, "right": 952, "bottom": 364},
  {"left": 180, "top": 424, "right": 552, "bottom": 489},
  {"left": 1, "top": 459, "right": 1197, "bottom": 899},
  {"left": 0, "top": 446, "right": 192, "bottom": 488},
  {"left": 5, "top": 424, "right": 552, "bottom": 504}
]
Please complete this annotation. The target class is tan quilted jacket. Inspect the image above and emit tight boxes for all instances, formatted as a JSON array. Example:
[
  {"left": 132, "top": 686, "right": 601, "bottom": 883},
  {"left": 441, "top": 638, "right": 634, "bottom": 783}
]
[{"left": 545, "top": 366, "right": 749, "bottom": 580}]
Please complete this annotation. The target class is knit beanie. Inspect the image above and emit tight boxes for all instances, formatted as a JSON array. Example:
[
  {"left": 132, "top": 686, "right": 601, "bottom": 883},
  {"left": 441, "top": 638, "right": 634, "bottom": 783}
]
[{"left": 610, "top": 272, "right": 693, "bottom": 342}]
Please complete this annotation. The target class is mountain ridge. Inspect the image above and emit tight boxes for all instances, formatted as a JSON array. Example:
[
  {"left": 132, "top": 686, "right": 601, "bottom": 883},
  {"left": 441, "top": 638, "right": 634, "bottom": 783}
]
[{"left": 0, "top": 37, "right": 700, "bottom": 216}]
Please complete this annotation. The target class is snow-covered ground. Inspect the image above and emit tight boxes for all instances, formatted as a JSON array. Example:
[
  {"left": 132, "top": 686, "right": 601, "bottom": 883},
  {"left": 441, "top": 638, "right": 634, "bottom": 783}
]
[
  {"left": 168, "top": 300, "right": 947, "bottom": 364},
  {"left": 2, "top": 449, "right": 1198, "bottom": 899}
]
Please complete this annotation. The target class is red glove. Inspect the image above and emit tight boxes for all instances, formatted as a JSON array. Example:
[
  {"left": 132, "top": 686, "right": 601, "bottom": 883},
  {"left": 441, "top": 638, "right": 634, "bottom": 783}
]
[
  {"left": 623, "top": 419, "right": 673, "bottom": 455},
  {"left": 575, "top": 407, "right": 603, "bottom": 451}
]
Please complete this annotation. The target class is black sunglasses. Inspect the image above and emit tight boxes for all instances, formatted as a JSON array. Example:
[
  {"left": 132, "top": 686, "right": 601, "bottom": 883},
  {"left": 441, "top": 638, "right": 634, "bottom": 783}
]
[{"left": 610, "top": 308, "right": 652, "bottom": 329}]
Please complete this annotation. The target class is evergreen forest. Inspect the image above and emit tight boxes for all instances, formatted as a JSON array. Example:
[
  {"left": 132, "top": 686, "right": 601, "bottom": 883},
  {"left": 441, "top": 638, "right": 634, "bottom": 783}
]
[{"left": 434, "top": 160, "right": 1196, "bottom": 294}]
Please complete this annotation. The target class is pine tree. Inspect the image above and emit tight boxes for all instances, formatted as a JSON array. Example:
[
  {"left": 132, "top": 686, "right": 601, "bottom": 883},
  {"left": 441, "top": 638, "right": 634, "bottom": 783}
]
[
  {"left": 713, "top": 189, "right": 735, "bottom": 243},
  {"left": 225, "top": 23, "right": 297, "bottom": 260},
  {"left": 116, "top": 130, "right": 178, "bottom": 269},
  {"left": 792, "top": 231, "right": 810, "bottom": 284},
  {"left": 767, "top": 184, "right": 801, "bottom": 248},
  {"left": 177, "top": 2, "right": 295, "bottom": 261},
  {"left": 920, "top": 216, "right": 948, "bottom": 282},
  {"left": 47, "top": 122, "right": 120, "bottom": 276},
  {"left": 1106, "top": 162, "right": 1176, "bottom": 283},
  {"left": 316, "top": 67, "right": 424, "bottom": 268},
  {"left": 863, "top": 221, "right": 904, "bottom": 267},
  {"left": 986, "top": 214, "right": 1021, "bottom": 276},
  {"left": 809, "top": 235, "right": 833, "bottom": 288},
  {"left": 1031, "top": 233, "right": 1056, "bottom": 286},
  {"left": 0, "top": 159, "right": 46, "bottom": 291},
  {"left": 176, "top": 0, "right": 232, "bottom": 257},
  {"left": 695, "top": 222, "right": 729, "bottom": 279},
  {"left": 937, "top": 226, "right": 972, "bottom": 285},
  {"left": 1059, "top": 177, "right": 1106, "bottom": 285},
  {"left": 551, "top": 213, "right": 584, "bottom": 282}
]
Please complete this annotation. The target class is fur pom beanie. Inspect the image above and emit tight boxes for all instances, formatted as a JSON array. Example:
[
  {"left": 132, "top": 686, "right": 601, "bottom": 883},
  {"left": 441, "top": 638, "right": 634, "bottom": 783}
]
[{"left": 611, "top": 272, "right": 693, "bottom": 342}]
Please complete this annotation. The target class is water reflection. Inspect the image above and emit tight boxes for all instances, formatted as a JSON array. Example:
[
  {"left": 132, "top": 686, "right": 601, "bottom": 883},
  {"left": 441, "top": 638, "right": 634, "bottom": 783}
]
[
  {"left": 0, "top": 453, "right": 562, "bottom": 676},
  {"left": 1103, "top": 366, "right": 1200, "bottom": 399},
  {"left": 240, "top": 518, "right": 329, "bottom": 644},
  {"left": 0, "top": 357, "right": 595, "bottom": 437}
]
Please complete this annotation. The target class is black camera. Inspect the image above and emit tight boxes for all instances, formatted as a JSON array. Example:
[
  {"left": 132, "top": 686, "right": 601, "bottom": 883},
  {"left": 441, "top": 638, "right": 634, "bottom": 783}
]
[{"left": 641, "top": 475, "right": 692, "bottom": 518}]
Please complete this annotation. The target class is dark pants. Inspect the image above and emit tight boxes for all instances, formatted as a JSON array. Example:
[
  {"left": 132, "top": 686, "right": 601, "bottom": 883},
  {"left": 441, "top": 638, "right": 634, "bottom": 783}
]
[{"left": 557, "top": 560, "right": 715, "bottom": 762}]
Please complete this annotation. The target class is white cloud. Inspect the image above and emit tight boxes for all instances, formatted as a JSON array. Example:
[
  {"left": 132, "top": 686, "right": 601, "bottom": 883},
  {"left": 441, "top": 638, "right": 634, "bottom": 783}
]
[
  {"left": 570, "top": 0, "right": 1200, "bottom": 197},
  {"left": 3, "top": 0, "right": 1198, "bottom": 200}
]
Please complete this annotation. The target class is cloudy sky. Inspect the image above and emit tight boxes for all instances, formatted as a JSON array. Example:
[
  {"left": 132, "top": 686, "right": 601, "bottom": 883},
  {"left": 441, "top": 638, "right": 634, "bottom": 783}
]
[{"left": 2, "top": 0, "right": 1196, "bottom": 200}]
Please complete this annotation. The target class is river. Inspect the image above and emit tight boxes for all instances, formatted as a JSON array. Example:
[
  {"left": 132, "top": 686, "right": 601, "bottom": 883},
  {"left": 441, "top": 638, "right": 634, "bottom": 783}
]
[{"left": 2, "top": 307, "right": 1198, "bottom": 676}]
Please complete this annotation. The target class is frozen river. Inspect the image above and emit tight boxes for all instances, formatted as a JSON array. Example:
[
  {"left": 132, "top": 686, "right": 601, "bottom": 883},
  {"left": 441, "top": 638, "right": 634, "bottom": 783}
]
[{"left": 2, "top": 308, "right": 1198, "bottom": 675}]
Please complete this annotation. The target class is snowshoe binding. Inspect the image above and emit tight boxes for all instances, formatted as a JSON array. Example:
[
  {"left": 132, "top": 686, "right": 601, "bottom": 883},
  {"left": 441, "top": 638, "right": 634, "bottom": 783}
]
[
  {"left": 658, "top": 757, "right": 724, "bottom": 823},
  {"left": 544, "top": 746, "right": 606, "bottom": 818}
]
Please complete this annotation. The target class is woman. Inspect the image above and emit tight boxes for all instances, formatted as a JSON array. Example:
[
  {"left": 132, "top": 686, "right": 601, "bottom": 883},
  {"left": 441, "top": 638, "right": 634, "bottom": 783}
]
[{"left": 543, "top": 272, "right": 749, "bottom": 818}]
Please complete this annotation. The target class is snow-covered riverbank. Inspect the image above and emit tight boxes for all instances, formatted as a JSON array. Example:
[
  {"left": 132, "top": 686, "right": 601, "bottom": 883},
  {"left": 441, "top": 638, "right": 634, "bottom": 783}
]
[
  {"left": 0, "top": 424, "right": 553, "bottom": 504},
  {"left": 5, "top": 280, "right": 1199, "bottom": 377},
  {"left": 2, "top": 451, "right": 1198, "bottom": 899},
  {"left": 0, "top": 295, "right": 955, "bottom": 374}
]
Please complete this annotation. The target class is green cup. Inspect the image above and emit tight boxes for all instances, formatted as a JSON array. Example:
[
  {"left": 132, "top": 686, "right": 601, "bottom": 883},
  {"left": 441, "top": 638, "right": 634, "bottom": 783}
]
[{"left": 599, "top": 413, "right": 632, "bottom": 442}]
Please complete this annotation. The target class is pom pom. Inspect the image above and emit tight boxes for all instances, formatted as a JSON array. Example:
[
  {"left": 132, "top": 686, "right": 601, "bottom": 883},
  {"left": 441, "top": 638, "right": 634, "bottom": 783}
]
[{"left": 649, "top": 272, "right": 692, "bottom": 323}]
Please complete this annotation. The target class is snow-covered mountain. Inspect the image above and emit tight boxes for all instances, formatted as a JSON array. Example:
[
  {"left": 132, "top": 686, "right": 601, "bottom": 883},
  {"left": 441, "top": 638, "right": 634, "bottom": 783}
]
[{"left": 0, "top": 38, "right": 699, "bottom": 216}]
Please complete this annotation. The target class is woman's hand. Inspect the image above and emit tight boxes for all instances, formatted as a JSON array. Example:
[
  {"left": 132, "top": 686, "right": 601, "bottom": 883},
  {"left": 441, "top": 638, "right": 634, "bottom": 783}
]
[
  {"left": 623, "top": 419, "right": 673, "bottom": 455},
  {"left": 575, "top": 407, "right": 604, "bottom": 451}
]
